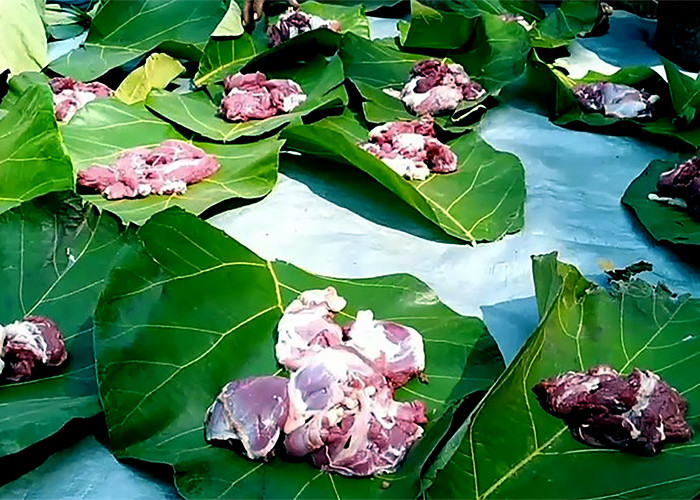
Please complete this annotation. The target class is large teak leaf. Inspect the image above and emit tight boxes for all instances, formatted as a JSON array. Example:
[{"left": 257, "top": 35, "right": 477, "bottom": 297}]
[
  {"left": 0, "top": 0, "right": 48, "bottom": 75},
  {"left": 428, "top": 253, "right": 700, "bottom": 499},
  {"left": 281, "top": 112, "right": 525, "bottom": 243},
  {"left": 94, "top": 208, "right": 505, "bottom": 499},
  {"left": 50, "top": 0, "right": 227, "bottom": 81},
  {"left": 622, "top": 158, "right": 700, "bottom": 247},
  {"left": 0, "top": 192, "right": 130, "bottom": 458},
  {"left": 61, "top": 99, "right": 282, "bottom": 224},
  {"left": 147, "top": 54, "right": 347, "bottom": 143},
  {"left": 0, "top": 76, "right": 74, "bottom": 215}
]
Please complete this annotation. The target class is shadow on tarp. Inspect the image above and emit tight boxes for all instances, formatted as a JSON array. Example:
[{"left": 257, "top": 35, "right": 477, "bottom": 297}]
[
  {"left": 481, "top": 296, "right": 540, "bottom": 366},
  {"left": 279, "top": 152, "right": 463, "bottom": 244}
]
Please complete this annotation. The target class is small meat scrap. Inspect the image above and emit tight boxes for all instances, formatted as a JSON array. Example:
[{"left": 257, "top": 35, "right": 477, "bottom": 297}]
[
  {"left": 77, "top": 140, "right": 220, "bottom": 200},
  {"left": 500, "top": 13, "right": 534, "bottom": 31},
  {"left": 219, "top": 72, "right": 307, "bottom": 122},
  {"left": 268, "top": 8, "right": 341, "bottom": 46},
  {"left": 276, "top": 287, "right": 346, "bottom": 370},
  {"left": 205, "top": 376, "right": 289, "bottom": 459},
  {"left": 50, "top": 77, "right": 113, "bottom": 122},
  {"left": 284, "top": 346, "right": 427, "bottom": 476},
  {"left": 573, "top": 82, "right": 659, "bottom": 119},
  {"left": 650, "top": 156, "right": 700, "bottom": 219},
  {"left": 398, "top": 59, "right": 485, "bottom": 116},
  {"left": 0, "top": 316, "right": 68, "bottom": 382},
  {"left": 533, "top": 365, "right": 692, "bottom": 455},
  {"left": 360, "top": 117, "right": 458, "bottom": 180},
  {"left": 344, "top": 310, "right": 425, "bottom": 387}
]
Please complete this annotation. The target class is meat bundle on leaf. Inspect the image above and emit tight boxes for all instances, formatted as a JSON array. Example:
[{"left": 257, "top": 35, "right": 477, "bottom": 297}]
[{"left": 205, "top": 287, "right": 428, "bottom": 477}]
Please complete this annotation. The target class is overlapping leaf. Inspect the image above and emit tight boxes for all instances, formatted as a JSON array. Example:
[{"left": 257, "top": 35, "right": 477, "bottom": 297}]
[
  {"left": 340, "top": 33, "right": 496, "bottom": 130},
  {"left": 115, "top": 53, "right": 185, "bottom": 105},
  {"left": 61, "top": 98, "right": 282, "bottom": 224},
  {"left": 0, "top": 0, "right": 47, "bottom": 75},
  {"left": 147, "top": 54, "right": 347, "bottom": 142},
  {"left": 532, "top": 60, "right": 700, "bottom": 149},
  {"left": 530, "top": 0, "right": 604, "bottom": 48},
  {"left": 50, "top": 0, "right": 227, "bottom": 81},
  {"left": 0, "top": 75, "right": 73, "bottom": 215},
  {"left": 0, "top": 192, "right": 130, "bottom": 458},
  {"left": 623, "top": 158, "right": 700, "bottom": 247},
  {"left": 194, "top": 1, "right": 370, "bottom": 87},
  {"left": 93, "top": 208, "right": 505, "bottom": 499},
  {"left": 281, "top": 111, "right": 525, "bottom": 243},
  {"left": 399, "top": 0, "right": 478, "bottom": 51},
  {"left": 428, "top": 253, "right": 700, "bottom": 499}
]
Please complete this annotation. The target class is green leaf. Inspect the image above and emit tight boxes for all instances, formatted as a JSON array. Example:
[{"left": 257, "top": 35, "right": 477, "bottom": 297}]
[
  {"left": 115, "top": 53, "right": 185, "bottom": 105},
  {"left": 211, "top": 0, "right": 244, "bottom": 38},
  {"left": 340, "top": 34, "right": 490, "bottom": 130},
  {"left": 0, "top": 0, "right": 48, "bottom": 75},
  {"left": 531, "top": 0, "right": 603, "bottom": 48},
  {"left": 0, "top": 192, "right": 130, "bottom": 458},
  {"left": 61, "top": 99, "right": 282, "bottom": 224},
  {"left": 663, "top": 58, "right": 700, "bottom": 125},
  {"left": 148, "top": 54, "right": 347, "bottom": 143},
  {"left": 94, "top": 207, "right": 505, "bottom": 499},
  {"left": 194, "top": 1, "right": 369, "bottom": 87},
  {"left": 49, "top": 0, "right": 227, "bottom": 81},
  {"left": 428, "top": 252, "right": 700, "bottom": 499},
  {"left": 622, "top": 159, "right": 700, "bottom": 247},
  {"left": 0, "top": 76, "right": 74, "bottom": 216},
  {"left": 400, "top": 0, "right": 477, "bottom": 51},
  {"left": 281, "top": 111, "right": 525, "bottom": 243}
]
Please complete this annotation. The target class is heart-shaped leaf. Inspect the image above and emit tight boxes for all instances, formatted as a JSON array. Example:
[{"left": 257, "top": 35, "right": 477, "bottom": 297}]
[
  {"left": 339, "top": 33, "right": 493, "bottom": 131},
  {"left": 281, "top": 111, "right": 525, "bottom": 243},
  {"left": 93, "top": 207, "right": 505, "bottom": 499},
  {"left": 0, "top": 192, "right": 130, "bottom": 458},
  {"left": 50, "top": 0, "right": 227, "bottom": 81},
  {"left": 531, "top": 60, "right": 700, "bottom": 150},
  {"left": 147, "top": 54, "right": 347, "bottom": 143},
  {"left": 194, "top": 1, "right": 369, "bottom": 87},
  {"left": 0, "top": 74, "right": 74, "bottom": 215},
  {"left": 61, "top": 98, "right": 282, "bottom": 225},
  {"left": 622, "top": 158, "right": 700, "bottom": 247},
  {"left": 427, "top": 252, "right": 700, "bottom": 499}
]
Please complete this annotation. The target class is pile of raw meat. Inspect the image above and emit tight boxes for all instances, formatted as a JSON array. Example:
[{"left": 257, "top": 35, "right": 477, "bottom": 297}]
[
  {"left": 533, "top": 365, "right": 692, "bottom": 455},
  {"left": 0, "top": 316, "right": 68, "bottom": 382},
  {"left": 219, "top": 72, "right": 307, "bottom": 122},
  {"left": 50, "top": 77, "right": 113, "bottom": 122},
  {"left": 360, "top": 117, "right": 458, "bottom": 180},
  {"left": 397, "top": 59, "right": 485, "bottom": 116},
  {"left": 650, "top": 156, "right": 700, "bottom": 219},
  {"left": 500, "top": 13, "right": 534, "bottom": 30},
  {"left": 77, "top": 140, "right": 220, "bottom": 200},
  {"left": 268, "top": 8, "right": 341, "bottom": 46},
  {"left": 573, "top": 82, "right": 659, "bottom": 119},
  {"left": 205, "top": 287, "right": 428, "bottom": 477}
]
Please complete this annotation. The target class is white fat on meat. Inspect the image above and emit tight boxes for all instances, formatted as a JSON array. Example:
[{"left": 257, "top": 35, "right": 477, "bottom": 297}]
[
  {"left": 276, "top": 287, "right": 347, "bottom": 370},
  {"left": 0, "top": 321, "right": 49, "bottom": 365}
]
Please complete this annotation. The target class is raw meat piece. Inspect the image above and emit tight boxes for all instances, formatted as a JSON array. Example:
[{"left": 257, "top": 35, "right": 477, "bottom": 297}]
[
  {"left": 220, "top": 72, "right": 306, "bottom": 122},
  {"left": 268, "top": 8, "right": 341, "bottom": 46},
  {"left": 573, "top": 82, "right": 659, "bottom": 119},
  {"left": 500, "top": 13, "right": 534, "bottom": 30},
  {"left": 533, "top": 365, "right": 692, "bottom": 455},
  {"left": 284, "top": 346, "right": 427, "bottom": 476},
  {"left": 276, "top": 287, "right": 346, "bottom": 370},
  {"left": 344, "top": 310, "right": 425, "bottom": 387},
  {"left": 205, "top": 376, "right": 289, "bottom": 459},
  {"left": 49, "top": 77, "right": 113, "bottom": 122},
  {"left": 360, "top": 118, "right": 458, "bottom": 180},
  {"left": 398, "top": 59, "right": 485, "bottom": 116},
  {"left": 0, "top": 316, "right": 68, "bottom": 382},
  {"left": 77, "top": 140, "right": 220, "bottom": 200},
  {"left": 651, "top": 156, "right": 700, "bottom": 219}
]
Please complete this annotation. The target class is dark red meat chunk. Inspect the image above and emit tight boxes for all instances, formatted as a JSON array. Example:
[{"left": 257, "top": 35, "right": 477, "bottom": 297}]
[
  {"left": 655, "top": 156, "right": 700, "bottom": 219},
  {"left": 1, "top": 316, "right": 68, "bottom": 382},
  {"left": 268, "top": 8, "right": 341, "bottom": 46}
]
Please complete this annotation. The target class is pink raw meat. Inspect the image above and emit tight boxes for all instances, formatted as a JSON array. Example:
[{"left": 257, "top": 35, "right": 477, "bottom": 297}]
[
  {"left": 268, "top": 8, "right": 341, "bottom": 46},
  {"left": 77, "top": 140, "right": 220, "bottom": 200},
  {"left": 220, "top": 72, "right": 307, "bottom": 122},
  {"left": 360, "top": 117, "right": 458, "bottom": 180},
  {"left": 49, "top": 77, "right": 113, "bottom": 122}
]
